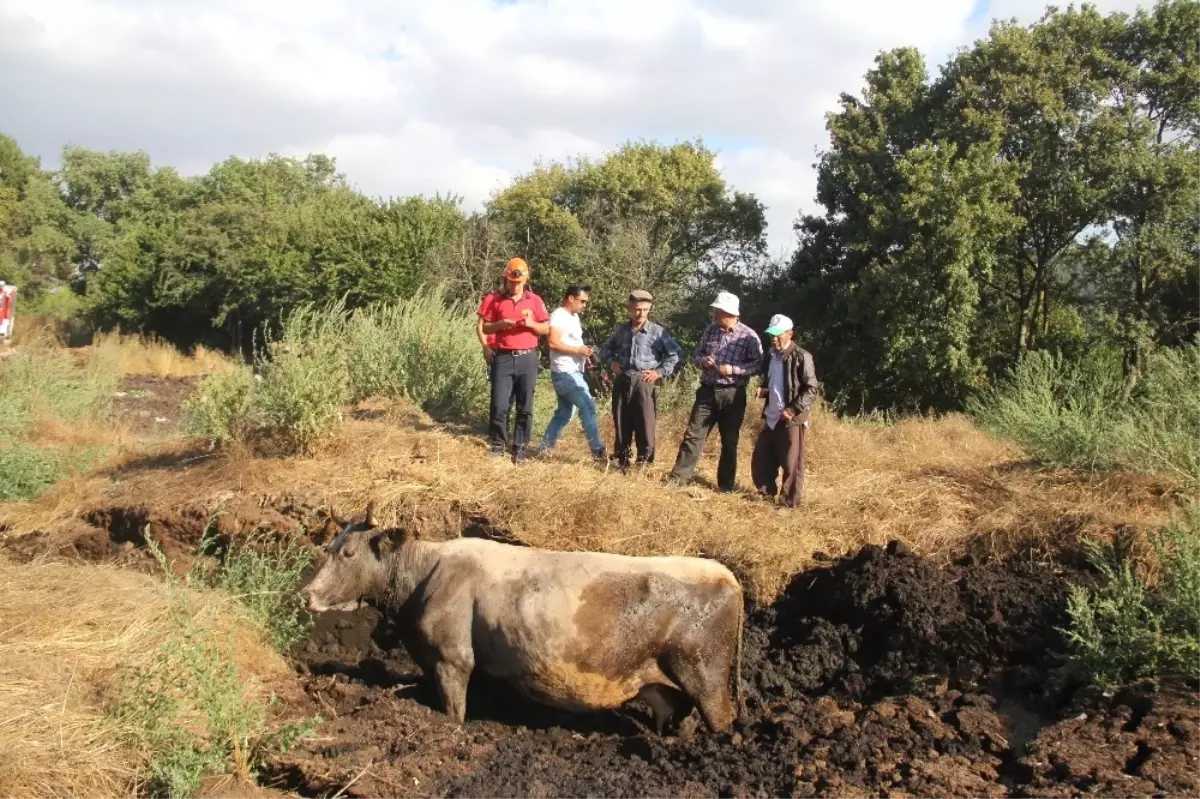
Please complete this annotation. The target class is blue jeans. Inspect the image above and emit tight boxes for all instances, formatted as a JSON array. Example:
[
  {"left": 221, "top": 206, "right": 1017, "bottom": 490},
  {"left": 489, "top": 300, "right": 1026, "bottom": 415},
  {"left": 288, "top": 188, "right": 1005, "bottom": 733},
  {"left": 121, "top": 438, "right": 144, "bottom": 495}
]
[{"left": 540, "top": 371, "right": 604, "bottom": 453}]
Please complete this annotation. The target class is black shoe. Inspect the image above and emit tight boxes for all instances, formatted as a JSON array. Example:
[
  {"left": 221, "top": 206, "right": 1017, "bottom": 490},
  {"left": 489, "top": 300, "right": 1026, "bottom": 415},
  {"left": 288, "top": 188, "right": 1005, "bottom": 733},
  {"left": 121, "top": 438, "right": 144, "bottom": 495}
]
[
  {"left": 513, "top": 448, "right": 527, "bottom": 465},
  {"left": 487, "top": 445, "right": 505, "bottom": 459},
  {"left": 592, "top": 447, "right": 609, "bottom": 463}
]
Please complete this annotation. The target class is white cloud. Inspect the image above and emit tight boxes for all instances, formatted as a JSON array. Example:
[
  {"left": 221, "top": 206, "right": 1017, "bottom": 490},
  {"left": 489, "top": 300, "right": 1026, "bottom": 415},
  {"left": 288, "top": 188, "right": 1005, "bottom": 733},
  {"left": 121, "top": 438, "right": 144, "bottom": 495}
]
[{"left": 0, "top": 0, "right": 1154, "bottom": 256}]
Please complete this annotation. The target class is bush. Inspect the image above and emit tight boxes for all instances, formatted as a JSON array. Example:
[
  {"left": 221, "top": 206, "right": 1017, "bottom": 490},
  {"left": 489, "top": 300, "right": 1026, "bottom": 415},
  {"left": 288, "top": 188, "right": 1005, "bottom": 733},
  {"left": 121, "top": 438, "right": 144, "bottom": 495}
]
[
  {"left": 968, "top": 342, "right": 1199, "bottom": 484},
  {"left": 343, "top": 284, "right": 489, "bottom": 417},
  {"left": 182, "top": 286, "right": 489, "bottom": 454},
  {"left": 118, "top": 533, "right": 316, "bottom": 798},
  {"left": 1060, "top": 500, "right": 1200, "bottom": 689},
  {"left": 0, "top": 345, "right": 118, "bottom": 499},
  {"left": 181, "top": 367, "right": 257, "bottom": 447},
  {"left": 190, "top": 523, "right": 316, "bottom": 653}
]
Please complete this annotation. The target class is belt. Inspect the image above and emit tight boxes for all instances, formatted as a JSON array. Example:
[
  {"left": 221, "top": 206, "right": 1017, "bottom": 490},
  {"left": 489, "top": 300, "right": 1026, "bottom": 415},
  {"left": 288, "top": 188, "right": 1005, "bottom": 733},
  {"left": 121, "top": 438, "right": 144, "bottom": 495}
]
[{"left": 494, "top": 348, "right": 537, "bottom": 357}]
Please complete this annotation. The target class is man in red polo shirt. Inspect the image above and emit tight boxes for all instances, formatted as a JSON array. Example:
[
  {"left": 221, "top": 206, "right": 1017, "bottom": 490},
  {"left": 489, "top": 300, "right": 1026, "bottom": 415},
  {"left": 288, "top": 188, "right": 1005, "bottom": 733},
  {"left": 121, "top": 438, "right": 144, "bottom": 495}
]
[{"left": 477, "top": 258, "right": 550, "bottom": 463}]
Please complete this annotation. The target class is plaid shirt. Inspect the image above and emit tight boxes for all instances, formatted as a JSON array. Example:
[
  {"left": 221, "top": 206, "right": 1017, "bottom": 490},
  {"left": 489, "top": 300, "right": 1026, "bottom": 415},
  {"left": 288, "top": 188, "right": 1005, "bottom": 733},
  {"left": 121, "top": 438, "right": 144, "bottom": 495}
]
[
  {"left": 601, "top": 320, "right": 681, "bottom": 377},
  {"left": 692, "top": 321, "right": 764, "bottom": 387}
]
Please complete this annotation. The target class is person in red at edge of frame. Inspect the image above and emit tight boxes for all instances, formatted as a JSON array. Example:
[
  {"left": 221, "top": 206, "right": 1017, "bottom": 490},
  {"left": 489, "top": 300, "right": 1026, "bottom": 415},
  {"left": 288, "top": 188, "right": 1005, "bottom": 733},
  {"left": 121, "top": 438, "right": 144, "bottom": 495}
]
[{"left": 476, "top": 258, "right": 550, "bottom": 464}]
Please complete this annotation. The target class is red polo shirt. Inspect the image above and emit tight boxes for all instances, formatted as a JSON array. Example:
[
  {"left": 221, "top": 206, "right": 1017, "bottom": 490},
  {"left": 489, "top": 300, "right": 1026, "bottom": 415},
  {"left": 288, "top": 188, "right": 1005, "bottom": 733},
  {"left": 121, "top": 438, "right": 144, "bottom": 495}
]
[{"left": 477, "top": 289, "right": 549, "bottom": 351}]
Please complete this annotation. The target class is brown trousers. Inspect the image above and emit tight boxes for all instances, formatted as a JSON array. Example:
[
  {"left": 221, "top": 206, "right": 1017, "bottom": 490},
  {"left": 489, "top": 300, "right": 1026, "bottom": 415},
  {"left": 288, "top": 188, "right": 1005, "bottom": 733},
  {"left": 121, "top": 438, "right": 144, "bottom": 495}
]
[
  {"left": 612, "top": 372, "right": 659, "bottom": 464},
  {"left": 751, "top": 419, "right": 806, "bottom": 507}
]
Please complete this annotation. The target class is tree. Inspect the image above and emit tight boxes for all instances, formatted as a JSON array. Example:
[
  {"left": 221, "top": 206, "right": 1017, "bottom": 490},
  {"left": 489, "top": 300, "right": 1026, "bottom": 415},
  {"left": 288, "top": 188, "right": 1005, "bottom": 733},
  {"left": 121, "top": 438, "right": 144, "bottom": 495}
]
[{"left": 488, "top": 140, "right": 766, "bottom": 344}]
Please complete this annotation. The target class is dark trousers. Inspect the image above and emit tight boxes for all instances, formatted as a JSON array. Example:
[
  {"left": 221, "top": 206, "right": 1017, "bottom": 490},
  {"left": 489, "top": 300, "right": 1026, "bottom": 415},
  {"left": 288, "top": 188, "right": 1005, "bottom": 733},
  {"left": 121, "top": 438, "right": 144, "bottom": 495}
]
[
  {"left": 612, "top": 372, "right": 659, "bottom": 464},
  {"left": 488, "top": 350, "right": 538, "bottom": 452},
  {"left": 751, "top": 420, "right": 806, "bottom": 507},
  {"left": 670, "top": 384, "right": 747, "bottom": 491}
]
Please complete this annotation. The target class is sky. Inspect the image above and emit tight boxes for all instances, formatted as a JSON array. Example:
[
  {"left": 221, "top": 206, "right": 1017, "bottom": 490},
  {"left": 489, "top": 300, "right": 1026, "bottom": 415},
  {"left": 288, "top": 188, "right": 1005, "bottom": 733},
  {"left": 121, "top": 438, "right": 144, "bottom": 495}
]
[{"left": 0, "top": 0, "right": 1148, "bottom": 258}]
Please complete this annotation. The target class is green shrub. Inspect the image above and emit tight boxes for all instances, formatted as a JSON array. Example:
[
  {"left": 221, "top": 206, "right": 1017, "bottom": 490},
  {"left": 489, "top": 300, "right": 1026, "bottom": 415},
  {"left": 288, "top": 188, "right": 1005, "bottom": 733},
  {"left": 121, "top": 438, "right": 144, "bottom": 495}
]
[
  {"left": 118, "top": 532, "right": 317, "bottom": 798},
  {"left": 0, "top": 346, "right": 117, "bottom": 499},
  {"left": 343, "top": 284, "right": 489, "bottom": 417},
  {"left": 191, "top": 522, "right": 316, "bottom": 653},
  {"left": 968, "top": 342, "right": 1199, "bottom": 484},
  {"left": 181, "top": 367, "right": 257, "bottom": 447},
  {"left": 1061, "top": 500, "right": 1200, "bottom": 689},
  {"left": 181, "top": 286, "right": 491, "bottom": 455},
  {"left": 0, "top": 442, "right": 63, "bottom": 500}
]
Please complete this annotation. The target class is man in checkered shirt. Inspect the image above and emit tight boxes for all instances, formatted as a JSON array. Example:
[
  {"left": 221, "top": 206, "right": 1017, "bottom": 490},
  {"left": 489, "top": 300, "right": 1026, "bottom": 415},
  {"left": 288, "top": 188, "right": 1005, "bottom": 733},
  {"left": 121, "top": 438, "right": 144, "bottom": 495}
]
[{"left": 668, "top": 291, "right": 764, "bottom": 492}]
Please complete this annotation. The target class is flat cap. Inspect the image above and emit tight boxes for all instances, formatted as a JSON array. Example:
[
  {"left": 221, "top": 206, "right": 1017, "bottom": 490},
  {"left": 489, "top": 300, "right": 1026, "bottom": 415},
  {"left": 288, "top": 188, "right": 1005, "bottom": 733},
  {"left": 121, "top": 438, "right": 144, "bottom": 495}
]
[{"left": 628, "top": 289, "right": 653, "bottom": 302}]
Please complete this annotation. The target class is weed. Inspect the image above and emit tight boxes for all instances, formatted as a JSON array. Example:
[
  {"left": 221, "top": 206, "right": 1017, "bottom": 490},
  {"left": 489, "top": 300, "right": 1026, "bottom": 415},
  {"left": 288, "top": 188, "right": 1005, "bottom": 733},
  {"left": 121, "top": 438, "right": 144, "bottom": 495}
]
[
  {"left": 190, "top": 520, "right": 316, "bottom": 653},
  {"left": 0, "top": 442, "right": 107, "bottom": 501},
  {"left": 968, "top": 342, "right": 1199, "bottom": 485},
  {"left": 119, "top": 530, "right": 318, "bottom": 797},
  {"left": 181, "top": 367, "right": 257, "bottom": 448},
  {"left": 1060, "top": 500, "right": 1200, "bottom": 689}
]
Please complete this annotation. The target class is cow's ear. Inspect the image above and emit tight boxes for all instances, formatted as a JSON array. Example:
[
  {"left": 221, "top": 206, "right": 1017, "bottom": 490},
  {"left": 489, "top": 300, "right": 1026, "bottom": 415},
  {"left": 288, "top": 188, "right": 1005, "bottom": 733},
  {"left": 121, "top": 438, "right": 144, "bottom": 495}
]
[
  {"left": 329, "top": 505, "right": 348, "bottom": 529},
  {"left": 370, "top": 528, "right": 406, "bottom": 557}
]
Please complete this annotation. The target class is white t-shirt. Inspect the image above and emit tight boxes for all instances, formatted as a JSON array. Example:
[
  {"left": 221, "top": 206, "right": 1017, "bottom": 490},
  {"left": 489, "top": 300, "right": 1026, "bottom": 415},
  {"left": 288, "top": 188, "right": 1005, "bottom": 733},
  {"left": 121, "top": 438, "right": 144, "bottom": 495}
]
[
  {"left": 765, "top": 350, "right": 786, "bottom": 429},
  {"left": 548, "top": 307, "right": 586, "bottom": 373}
]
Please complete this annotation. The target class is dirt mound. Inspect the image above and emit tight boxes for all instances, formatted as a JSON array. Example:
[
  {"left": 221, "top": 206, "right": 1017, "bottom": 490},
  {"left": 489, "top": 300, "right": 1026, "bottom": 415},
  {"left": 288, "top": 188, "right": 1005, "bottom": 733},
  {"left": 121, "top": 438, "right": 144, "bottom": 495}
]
[
  {"left": 746, "top": 541, "right": 1079, "bottom": 707},
  {"left": 1018, "top": 679, "right": 1199, "bottom": 798},
  {"left": 260, "top": 540, "right": 1198, "bottom": 798}
]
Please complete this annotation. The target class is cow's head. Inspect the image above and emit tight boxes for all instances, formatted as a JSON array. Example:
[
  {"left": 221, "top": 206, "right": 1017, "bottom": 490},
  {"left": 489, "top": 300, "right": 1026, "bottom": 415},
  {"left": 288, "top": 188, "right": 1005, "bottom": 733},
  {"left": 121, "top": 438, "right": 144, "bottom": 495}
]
[{"left": 300, "top": 502, "right": 413, "bottom": 613}]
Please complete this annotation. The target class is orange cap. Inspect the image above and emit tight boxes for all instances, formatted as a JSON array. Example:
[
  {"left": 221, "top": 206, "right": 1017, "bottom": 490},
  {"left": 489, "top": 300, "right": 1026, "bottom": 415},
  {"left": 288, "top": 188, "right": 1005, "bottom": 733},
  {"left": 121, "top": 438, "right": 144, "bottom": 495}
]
[{"left": 504, "top": 258, "right": 530, "bottom": 281}]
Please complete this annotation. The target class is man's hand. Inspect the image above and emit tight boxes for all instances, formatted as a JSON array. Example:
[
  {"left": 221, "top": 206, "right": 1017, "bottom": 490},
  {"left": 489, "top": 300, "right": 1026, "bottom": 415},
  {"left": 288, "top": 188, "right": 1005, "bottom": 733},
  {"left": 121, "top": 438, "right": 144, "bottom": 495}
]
[
  {"left": 578, "top": 345, "right": 594, "bottom": 358},
  {"left": 609, "top": 361, "right": 622, "bottom": 375},
  {"left": 483, "top": 347, "right": 495, "bottom": 363},
  {"left": 717, "top": 364, "right": 735, "bottom": 376},
  {"left": 782, "top": 408, "right": 796, "bottom": 422},
  {"left": 757, "top": 387, "right": 768, "bottom": 400},
  {"left": 701, "top": 355, "right": 717, "bottom": 369},
  {"left": 496, "top": 318, "right": 518, "bottom": 330},
  {"left": 641, "top": 369, "right": 660, "bottom": 383}
]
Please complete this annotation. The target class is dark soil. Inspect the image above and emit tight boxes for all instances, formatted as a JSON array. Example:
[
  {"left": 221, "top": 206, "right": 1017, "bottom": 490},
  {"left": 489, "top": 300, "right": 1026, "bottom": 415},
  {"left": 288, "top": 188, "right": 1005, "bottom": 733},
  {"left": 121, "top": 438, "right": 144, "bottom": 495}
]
[
  {"left": 9, "top": 497, "right": 1194, "bottom": 798},
  {"left": 111, "top": 375, "right": 201, "bottom": 437},
  {"left": 259, "top": 541, "right": 1199, "bottom": 798}
]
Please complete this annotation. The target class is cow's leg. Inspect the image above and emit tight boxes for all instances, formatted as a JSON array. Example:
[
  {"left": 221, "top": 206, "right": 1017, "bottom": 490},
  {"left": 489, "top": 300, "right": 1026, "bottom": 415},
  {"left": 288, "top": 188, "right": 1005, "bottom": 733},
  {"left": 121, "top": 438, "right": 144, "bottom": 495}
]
[
  {"left": 663, "top": 653, "right": 736, "bottom": 733},
  {"left": 433, "top": 660, "right": 472, "bottom": 723},
  {"left": 637, "top": 683, "right": 695, "bottom": 736}
]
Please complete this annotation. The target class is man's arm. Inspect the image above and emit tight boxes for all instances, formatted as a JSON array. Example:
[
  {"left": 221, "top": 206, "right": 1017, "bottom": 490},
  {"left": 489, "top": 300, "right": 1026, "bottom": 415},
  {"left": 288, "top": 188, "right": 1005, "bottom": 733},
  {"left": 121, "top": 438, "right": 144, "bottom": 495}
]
[
  {"left": 520, "top": 296, "right": 551, "bottom": 336},
  {"left": 476, "top": 316, "right": 489, "bottom": 350},
  {"left": 729, "top": 331, "right": 765, "bottom": 376},
  {"left": 655, "top": 330, "right": 681, "bottom": 377},
  {"left": 548, "top": 325, "right": 588, "bottom": 355},
  {"left": 790, "top": 350, "right": 820, "bottom": 415},
  {"left": 719, "top": 330, "right": 765, "bottom": 377}
]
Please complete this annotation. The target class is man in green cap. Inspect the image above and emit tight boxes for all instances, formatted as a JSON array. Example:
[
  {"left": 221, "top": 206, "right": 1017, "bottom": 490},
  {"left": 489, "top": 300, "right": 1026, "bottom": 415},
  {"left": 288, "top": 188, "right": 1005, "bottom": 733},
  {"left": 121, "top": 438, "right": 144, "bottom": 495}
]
[{"left": 751, "top": 314, "right": 819, "bottom": 508}]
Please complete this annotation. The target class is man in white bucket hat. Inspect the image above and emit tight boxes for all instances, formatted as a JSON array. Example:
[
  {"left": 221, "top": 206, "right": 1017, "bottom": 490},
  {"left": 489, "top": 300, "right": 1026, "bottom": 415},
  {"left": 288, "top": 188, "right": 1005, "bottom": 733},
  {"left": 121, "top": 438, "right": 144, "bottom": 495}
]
[
  {"left": 751, "top": 313, "right": 819, "bottom": 508},
  {"left": 668, "top": 290, "right": 763, "bottom": 492}
]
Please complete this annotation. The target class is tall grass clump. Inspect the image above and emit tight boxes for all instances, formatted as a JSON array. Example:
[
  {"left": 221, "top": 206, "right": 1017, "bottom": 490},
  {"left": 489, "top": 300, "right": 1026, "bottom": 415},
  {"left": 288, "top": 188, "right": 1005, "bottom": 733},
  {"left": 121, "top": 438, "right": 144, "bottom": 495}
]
[
  {"left": 190, "top": 522, "right": 316, "bottom": 653},
  {"left": 0, "top": 344, "right": 120, "bottom": 499},
  {"left": 968, "top": 341, "right": 1199, "bottom": 484},
  {"left": 1060, "top": 500, "right": 1200, "bottom": 689},
  {"left": 117, "top": 534, "right": 315, "bottom": 798},
  {"left": 181, "top": 366, "right": 257, "bottom": 447},
  {"left": 344, "top": 284, "right": 489, "bottom": 416},
  {"left": 182, "top": 286, "right": 488, "bottom": 454}
]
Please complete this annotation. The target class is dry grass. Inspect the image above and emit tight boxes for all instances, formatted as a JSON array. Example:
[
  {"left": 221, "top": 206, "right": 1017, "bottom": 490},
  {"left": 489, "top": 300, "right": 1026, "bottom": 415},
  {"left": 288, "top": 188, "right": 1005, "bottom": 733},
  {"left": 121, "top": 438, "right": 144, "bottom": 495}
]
[
  {"left": 2, "top": 397, "right": 1177, "bottom": 605},
  {"left": 0, "top": 556, "right": 290, "bottom": 799},
  {"left": 91, "top": 331, "right": 236, "bottom": 379}
]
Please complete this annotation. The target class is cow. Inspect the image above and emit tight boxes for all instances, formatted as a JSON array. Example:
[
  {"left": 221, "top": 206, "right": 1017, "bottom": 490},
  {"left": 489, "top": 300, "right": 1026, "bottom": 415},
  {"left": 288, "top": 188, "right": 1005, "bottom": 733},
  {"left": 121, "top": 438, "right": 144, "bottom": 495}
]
[{"left": 300, "top": 503, "right": 744, "bottom": 735}]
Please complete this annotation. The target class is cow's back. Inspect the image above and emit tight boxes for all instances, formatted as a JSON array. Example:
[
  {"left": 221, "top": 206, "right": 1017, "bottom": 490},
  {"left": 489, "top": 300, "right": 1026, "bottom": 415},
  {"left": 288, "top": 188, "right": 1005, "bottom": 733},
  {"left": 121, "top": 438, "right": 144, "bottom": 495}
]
[{"left": 430, "top": 538, "right": 741, "bottom": 711}]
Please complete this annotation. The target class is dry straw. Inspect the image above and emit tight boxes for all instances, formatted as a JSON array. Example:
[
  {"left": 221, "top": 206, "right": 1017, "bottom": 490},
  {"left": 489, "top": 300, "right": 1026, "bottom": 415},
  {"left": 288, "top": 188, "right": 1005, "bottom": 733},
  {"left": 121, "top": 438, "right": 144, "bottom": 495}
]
[
  {"left": 3, "top": 399, "right": 1175, "bottom": 605},
  {"left": 0, "top": 557, "right": 288, "bottom": 798}
]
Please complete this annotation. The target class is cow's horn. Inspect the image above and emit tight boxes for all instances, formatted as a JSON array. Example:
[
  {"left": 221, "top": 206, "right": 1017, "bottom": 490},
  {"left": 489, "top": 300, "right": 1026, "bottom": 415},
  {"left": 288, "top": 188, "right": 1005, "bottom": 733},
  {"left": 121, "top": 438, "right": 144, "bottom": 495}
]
[{"left": 365, "top": 501, "right": 378, "bottom": 528}]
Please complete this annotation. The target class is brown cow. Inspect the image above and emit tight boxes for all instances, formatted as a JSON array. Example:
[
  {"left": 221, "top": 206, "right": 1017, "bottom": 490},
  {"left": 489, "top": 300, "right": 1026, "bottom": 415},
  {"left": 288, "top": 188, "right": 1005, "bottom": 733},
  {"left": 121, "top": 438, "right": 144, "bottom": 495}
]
[{"left": 301, "top": 504, "right": 744, "bottom": 735}]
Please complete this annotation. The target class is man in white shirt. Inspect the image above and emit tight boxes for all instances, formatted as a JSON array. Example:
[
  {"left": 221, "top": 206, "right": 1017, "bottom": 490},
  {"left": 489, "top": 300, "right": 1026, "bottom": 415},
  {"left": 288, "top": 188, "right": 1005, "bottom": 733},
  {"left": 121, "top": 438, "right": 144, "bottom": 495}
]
[
  {"left": 751, "top": 314, "right": 820, "bottom": 508},
  {"left": 533, "top": 284, "right": 608, "bottom": 461}
]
